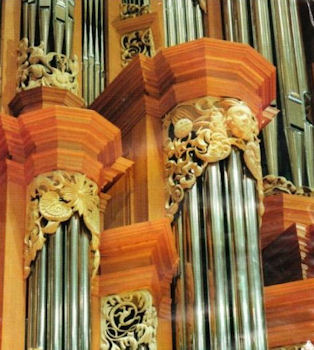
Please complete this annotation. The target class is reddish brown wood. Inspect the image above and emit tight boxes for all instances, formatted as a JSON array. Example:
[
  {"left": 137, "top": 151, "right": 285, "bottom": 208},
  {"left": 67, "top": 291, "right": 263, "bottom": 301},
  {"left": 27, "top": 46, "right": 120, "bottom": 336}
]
[
  {"left": 265, "top": 278, "right": 314, "bottom": 348},
  {"left": 91, "top": 38, "right": 276, "bottom": 133}
]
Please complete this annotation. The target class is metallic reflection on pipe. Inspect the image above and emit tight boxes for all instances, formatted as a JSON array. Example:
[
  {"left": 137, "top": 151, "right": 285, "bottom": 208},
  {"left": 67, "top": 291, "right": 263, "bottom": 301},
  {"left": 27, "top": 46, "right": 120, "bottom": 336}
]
[
  {"left": 228, "top": 150, "right": 252, "bottom": 350},
  {"left": 243, "top": 171, "right": 267, "bottom": 350},
  {"left": 235, "top": 0, "right": 250, "bottom": 43},
  {"left": 203, "top": 164, "right": 230, "bottom": 350},
  {"left": 187, "top": 185, "right": 207, "bottom": 350},
  {"left": 304, "top": 121, "right": 314, "bottom": 187}
]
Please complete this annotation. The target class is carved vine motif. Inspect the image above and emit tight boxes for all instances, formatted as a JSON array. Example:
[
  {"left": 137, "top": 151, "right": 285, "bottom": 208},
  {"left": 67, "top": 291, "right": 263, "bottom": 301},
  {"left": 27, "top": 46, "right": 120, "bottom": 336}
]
[
  {"left": 101, "top": 290, "right": 157, "bottom": 350},
  {"left": 17, "top": 38, "right": 79, "bottom": 94},
  {"left": 120, "top": 3, "right": 150, "bottom": 19},
  {"left": 263, "top": 175, "right": 314, "bottom": 197},
  {"left": 121, "top": 28, "right": 155, "bottom": 67},
  {"left": 163, "top": 96, "right": 264, "bottom": 221},
  {"left": 25, "top": 171, "right": 100, "bottom": 278}
]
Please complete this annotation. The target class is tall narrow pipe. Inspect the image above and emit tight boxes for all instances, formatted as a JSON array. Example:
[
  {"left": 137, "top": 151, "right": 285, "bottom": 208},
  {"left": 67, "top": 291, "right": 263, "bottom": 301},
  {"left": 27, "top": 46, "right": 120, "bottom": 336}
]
[
  {"left": 176, "top": 212, "right": 187, "bottom": 349},
  {"left": 94, "top": 0, "right": 100, "bottom": 99},
  {"left": 22, "top": 1, "right": 29, "bottom": 39},
  {"left": 70, "top": 214, "right": 79, "bottom": 349},
  {"left": 32, "top": 254, "right": 39, "bottom": 346},
  {"left": 243, "top": 172, "right": 267, "bottom": 350},
  {"left": 100, "top": 0, "right": 105, "bottom": 91},
  {"left": 222, "top": 161, "right": 241, "bottom": 350},
  {"left": 188, "top": 185, "right": 207, "bottom": 350},
  {"left": 28, "top": 1, "right": 37, "bottom": 46},
  {"left": 174, "top": 0, "right": 186, "bottom": 44},
  {"left": 193, "top": 3, "right": 204, "bottom": 39},
  {"left": 185, "top": 0, "right": 196, "bottom": 41},
  {"left": 26, "top": 268, "right": 34, "bottom": 349},
  {"left": 47, "top": 236, "right": 54, "bottom": 350},
  {"left": 39, "top": 0, "right": 51, "bottom": 54},
  {"left": 88, "top": 0, "right": 95, "bottom": 104},
  {"left": 163, "top": 0, "right": 169, "bottom": 46},
  {"left": 65, "top": 0, "right": 75, "bottom": 57},
  {"left": 165, "top": 0, "right": 176, "bottom": 46},
  {"left": 235, "top": 0, "right": 250, "bottom": 43},
  {"left": 79, "top": 224, "right": 90, "bottom": 350},
  {"left": 64, "top": 222, "right": 70, "bottom": 350},
  {"left": 36, "top": 245, "right": 47, "bottom": 349},
  {"left": 304, "top": 121, "right": 314, "bottom": 187},
  {"left": 83, "top": 0, "right": 89, "bottom": 103},
  {"left": 250, "top": 0, "right": 278, "bottom": 175},
  {"left": 223, "top": 0, "right": 235, "bottom": 41},
  {"left": 228, "top": 149, "right": 252, "bottom": 350},
  {"left": 204, "top": 164, "right": 230, "bottom": 349}
]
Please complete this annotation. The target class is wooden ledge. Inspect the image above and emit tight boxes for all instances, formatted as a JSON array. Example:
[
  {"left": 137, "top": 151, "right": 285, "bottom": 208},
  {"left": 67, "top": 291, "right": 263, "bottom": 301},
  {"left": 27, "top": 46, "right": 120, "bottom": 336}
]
[
  {"left": 261, "top": 193, "right": 314, "bottom": 249},
  {"left": 265, "top": 278, "right": 314, "bottom": 348},
  {"left": 0, "top": 106, "right": 133, "bottom": 188},
  {"left": 9, "top": 87, "right": 85, "bottom": 117},
  {"left": 91, "top": 37, "right": 276, "bottom": 135},
  {"left": 98, "top": 218, "right": 178, "bottom": 314}
]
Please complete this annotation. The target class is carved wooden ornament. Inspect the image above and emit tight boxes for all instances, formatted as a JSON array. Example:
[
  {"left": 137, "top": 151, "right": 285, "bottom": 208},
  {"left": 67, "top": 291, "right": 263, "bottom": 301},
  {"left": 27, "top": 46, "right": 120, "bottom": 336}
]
[{"left": 164, "top": 96, "right": 264, "bottom": 220}]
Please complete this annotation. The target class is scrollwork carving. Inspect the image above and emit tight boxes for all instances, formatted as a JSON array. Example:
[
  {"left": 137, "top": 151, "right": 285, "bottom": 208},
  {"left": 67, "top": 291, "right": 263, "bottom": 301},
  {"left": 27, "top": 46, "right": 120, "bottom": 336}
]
[
  {"left": 25, "top": 171, "right": 100, "bottom": 278},
  {"left": 263, "top": 175, "right": 314, "bottom": 197},
  {"left": 164, "top": 96, "right": 264, "bottom": 221},
  {"left": 101, "top": 290, "right": 157, "bottom": 350},
  {"left": 17, "top": 38, "right": 79, "bottom": 94},
  {"left": 273, "top": 341, "right": 314, "bottom": 350},
  {"left": 121, "top": 29, "right": 155, "bottom": 67},
  {"left": 120, "top": 3, "right": 150, "bottom": 19}
]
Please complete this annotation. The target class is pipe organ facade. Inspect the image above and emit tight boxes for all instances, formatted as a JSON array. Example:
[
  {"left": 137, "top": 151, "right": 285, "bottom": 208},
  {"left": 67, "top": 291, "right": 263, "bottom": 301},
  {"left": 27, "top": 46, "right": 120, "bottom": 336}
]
[{"left": 0, "top": 1, "right": 313, "bottom": 350}]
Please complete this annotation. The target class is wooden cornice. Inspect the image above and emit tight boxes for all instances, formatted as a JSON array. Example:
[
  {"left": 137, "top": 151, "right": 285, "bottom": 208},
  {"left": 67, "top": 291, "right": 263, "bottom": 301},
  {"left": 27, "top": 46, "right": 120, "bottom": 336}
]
[
  {"left": 98, "top": 218, "right": 178, "bottom": 315},
  {"left": 9, "top": 87, "right": 85, "bottom": 117},
  {"left": 0, "top": 105, "right": 133, "bottom": 188},
  {"left": 91, "top": 38, "right": 276, "bottom": 135}
]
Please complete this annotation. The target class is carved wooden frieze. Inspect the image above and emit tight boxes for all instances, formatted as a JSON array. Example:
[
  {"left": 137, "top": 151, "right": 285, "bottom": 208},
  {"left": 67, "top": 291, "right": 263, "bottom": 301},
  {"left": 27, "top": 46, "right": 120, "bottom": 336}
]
[
  {"left": 120, "top": 2, "right": 150, "bottom": 19},
  {"left": 17, "top": 38, "right": 79, "bottom": 94},
  {"left": 163, "top": 96, "right": 264, "bottom": 220},
  {"left": 263, "top": 175, "right": 314, "bottom": 197},
  {"left": 121, "top": 28, "right": 155, "bottom": 67},
  {"left": 101, "top": 290, "right": 157, "bottom": 350},
  {"left": 25, "top": 170, "right": 100, "bottom": 278},
  {"left": 273, "top": 341, "right": 314, "bottom": 350}
]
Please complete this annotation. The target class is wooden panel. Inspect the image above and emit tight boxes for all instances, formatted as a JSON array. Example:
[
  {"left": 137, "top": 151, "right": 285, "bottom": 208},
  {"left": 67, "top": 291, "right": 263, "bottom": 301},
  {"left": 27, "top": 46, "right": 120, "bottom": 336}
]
[
  {"left": 265, "top": 278, "right": 314, "bottom": 348},
  {"left": 204, "top": 0, "right": 223, "bottom": 39}
]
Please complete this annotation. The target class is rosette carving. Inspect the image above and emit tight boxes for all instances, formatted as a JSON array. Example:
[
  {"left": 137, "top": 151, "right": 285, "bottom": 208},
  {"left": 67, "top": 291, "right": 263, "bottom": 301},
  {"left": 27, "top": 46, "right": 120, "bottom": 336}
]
[
  {"left": 17, "top": 38, "right": 79, "bottom": 94},
  {"left": 101, "top": 290, "right": 157, "bottom": 350},
  {"left": 25, "top": 171, "right": 100, "bottom": 278},
  {"left": 164, "top": 96, "right": 264, "bottom": 220}
]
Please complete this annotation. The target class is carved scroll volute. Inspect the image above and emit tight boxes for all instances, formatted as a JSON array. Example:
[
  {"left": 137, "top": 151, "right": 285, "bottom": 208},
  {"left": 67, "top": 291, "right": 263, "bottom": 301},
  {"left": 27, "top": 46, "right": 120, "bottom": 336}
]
[
  {"left": 163, "top": 96, "right": 264, "bottom": 221},
  {"left": 101, "top": 290, "right": 158, "bottom": 350},
  {"left": 25, "top": 170, "right": 100, "bottom": 278}
]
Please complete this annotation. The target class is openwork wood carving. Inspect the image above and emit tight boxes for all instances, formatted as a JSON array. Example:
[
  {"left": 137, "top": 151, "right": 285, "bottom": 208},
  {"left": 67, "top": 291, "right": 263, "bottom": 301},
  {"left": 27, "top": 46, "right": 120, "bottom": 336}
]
[
  {"left": 17, "top": 38, "right": 79, "bottom": 94},
  {"left": 120, "top": 3, "right": 150, "bottom": 19},
  {"left": 101, "top": 290, "right": 157, "bottom": 350},
  {"left": 164, "top": 96, "right": 264, "bottom": 220},
  {"left": 25, "top": 171, "right": 100, "bottom": 278},
  {"left": 121, "top": 29, "right": 155, "bottom": 66},
  {"left": 263, "top": 175, "right": 314, "bottom": 197},
  {"left": 273, "top": 341, "right": 314, "bottom": 350}
]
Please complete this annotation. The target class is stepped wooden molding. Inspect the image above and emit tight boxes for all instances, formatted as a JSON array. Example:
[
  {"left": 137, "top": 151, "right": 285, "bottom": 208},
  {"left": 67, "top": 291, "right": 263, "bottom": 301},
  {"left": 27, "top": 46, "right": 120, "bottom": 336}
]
[
  {"left": 98, "top": 218, "right": 178, "bottom": 316},
  {"left": 0, "top": 105, "right": 132, "bottom": 188},
  {"left": 261, "top": 193, "right": 314, "bottom": 249},
  {"left": 91, "top": 38, "right": 276, "bottom": 135},
  {"left": 265, "top": 278, "right": 314, "bottom": 348},
  {"left": 9, "top": 86, "right": 85, "bottom": 116}
]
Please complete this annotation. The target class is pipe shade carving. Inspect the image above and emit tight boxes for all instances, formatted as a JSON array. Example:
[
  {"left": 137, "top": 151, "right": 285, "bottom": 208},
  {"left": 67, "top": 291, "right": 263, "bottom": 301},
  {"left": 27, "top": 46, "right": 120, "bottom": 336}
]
[
  {"left": 25, "top": 170, "right": 100, "bottom": 279},
  {"left": 164, "top": 96, "right": 264, "bottom": 221},
  {"left": 17, "top": 38, "right": 79, "bottom": 95},
  {"left": 120, "top": 3, "right": 150, "bottom": 19},
  {"left": 263, "top": 175, "right": 314, "bottom": 197},
  {"left": 101, "top": 290, "right": 157, "bottom": 350}
]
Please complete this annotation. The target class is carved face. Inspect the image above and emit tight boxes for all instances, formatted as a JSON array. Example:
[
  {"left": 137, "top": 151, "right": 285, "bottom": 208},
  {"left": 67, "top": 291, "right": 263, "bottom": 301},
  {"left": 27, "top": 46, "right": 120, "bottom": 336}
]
[
  {"left": 174, "top": 118, "right": 193, "bottom": 139},
  {"left": 227, "top": 105, "right": 257, "bottom": 140}
]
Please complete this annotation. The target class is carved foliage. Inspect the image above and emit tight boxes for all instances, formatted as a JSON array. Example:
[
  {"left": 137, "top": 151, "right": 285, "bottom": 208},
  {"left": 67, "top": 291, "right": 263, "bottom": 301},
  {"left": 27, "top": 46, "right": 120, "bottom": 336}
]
[
  {"left": 101, "top": 290, "right": 157, "bottom": 350},
  {"left": 121, "top": 29, "right": 155, "bottom": 67},
  {"left": 263, "top": 175, "right": 314, "bottom": 197},
  {"left": 25, "top": 171, "right": 100, "bottom": 278},
  {"left": 120, "top": 3, "right": 150, "bottom": 19},
  {"left": 273, "top": 341, "right": 314, "bottom": 350},
  {"left": 164, "top": 96, "right": 264, "bottom": 220},
  {"left": 17, "top": 38, "right": 79, "bottom": 94}
]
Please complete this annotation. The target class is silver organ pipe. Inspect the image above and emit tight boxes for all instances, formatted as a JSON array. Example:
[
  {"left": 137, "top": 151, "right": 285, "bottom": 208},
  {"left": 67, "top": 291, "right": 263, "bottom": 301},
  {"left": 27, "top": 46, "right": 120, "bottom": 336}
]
[{"left": 82, "top": 0, "right": 106, "bottom": 105}]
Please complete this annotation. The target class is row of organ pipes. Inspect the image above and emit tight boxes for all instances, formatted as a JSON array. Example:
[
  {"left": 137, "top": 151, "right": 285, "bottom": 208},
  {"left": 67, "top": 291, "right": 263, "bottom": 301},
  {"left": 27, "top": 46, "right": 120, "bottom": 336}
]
[{"left": 19, "top": 0, "right": 313, "bottom": 349}]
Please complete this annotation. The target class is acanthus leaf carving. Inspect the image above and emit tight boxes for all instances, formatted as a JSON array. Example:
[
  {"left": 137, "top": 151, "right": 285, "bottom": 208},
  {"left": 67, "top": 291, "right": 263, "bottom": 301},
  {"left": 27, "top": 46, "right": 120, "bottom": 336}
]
[
  {"left": 101, "top": 290, "right": 157, "bottom": 350},
  {"left": 25, "top": 170, "right": 100, "bottom": 279},
  {"left": 17, "top": 38, "right": 79, "bottom": 95},
  {"left": 164, "top": 96, "right": 264, "bottom": 221},
  {"left": 120, "top": 3, "right": 150, "bottom": 19}
]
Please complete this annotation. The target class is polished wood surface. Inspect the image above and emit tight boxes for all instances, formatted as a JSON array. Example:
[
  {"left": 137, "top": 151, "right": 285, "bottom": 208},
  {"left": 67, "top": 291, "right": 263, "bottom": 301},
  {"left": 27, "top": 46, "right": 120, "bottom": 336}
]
[
  {"left": 261, "top": 194, "right": 314, "bottom": 249},
  {"left": 265, "top": 278, "right": 314, "bottom": 348},
  {"left": 91, "top": 37, "right": 276, "bottom": 132},
  {"left": 99, "top": 218, "right": 178, "bottom": 350}
]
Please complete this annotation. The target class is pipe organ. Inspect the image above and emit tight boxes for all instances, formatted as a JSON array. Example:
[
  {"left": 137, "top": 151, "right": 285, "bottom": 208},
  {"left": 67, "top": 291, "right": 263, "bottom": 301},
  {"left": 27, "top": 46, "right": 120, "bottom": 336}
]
[{"left": 0, "top": 1, "right": 312, "bottom": 350}]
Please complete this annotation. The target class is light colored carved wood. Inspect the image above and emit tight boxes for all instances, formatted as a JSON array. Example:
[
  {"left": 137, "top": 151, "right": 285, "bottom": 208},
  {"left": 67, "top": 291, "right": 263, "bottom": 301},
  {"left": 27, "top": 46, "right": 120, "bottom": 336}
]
[
  {"left": 265, "top": 278, "right": 314, "bottom": 348},
  {"left": 261, "top": 194, "right": 314, "bottom": 249},
  {"left": 98, "top": 218, "right": 178, "bottom": 350}
]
